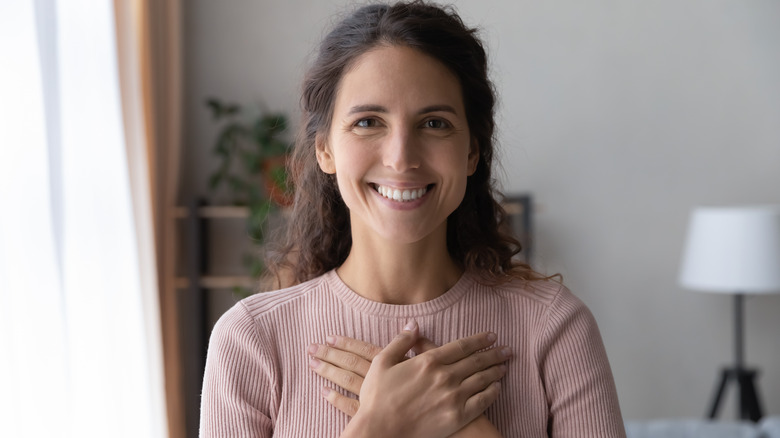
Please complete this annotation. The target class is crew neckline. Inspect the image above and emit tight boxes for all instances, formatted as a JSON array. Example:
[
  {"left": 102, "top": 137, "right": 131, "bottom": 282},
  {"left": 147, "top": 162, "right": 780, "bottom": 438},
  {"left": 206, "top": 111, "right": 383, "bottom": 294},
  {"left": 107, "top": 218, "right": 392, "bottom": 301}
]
[{"left": 323, "top": 269, "right": 476, "bottom": 317}]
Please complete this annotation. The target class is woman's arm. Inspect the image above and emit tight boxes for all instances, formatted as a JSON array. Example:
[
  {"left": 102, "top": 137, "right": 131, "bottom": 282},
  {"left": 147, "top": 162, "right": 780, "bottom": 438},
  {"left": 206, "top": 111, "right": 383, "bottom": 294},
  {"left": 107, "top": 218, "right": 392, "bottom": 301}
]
[
  {"left": 308, "top": 322, "right": 508, "bottom": 438},
  {"left": 539, "top": 288, "right": 626, "bottom": 437},
  {"left": 200, "top": 303, "right": 275, "bottom": 437}
]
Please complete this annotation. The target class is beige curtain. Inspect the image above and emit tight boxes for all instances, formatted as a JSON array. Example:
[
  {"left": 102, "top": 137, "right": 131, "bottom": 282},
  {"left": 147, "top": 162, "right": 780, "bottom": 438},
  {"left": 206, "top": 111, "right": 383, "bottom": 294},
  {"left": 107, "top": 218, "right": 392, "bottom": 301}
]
[{"left": 114, "top": 1, "right": 185, "bottom": 437}]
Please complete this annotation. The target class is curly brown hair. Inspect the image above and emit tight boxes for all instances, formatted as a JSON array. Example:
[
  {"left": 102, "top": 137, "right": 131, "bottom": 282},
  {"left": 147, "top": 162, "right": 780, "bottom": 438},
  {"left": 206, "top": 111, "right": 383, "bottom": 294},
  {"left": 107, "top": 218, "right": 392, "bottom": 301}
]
[{"left": 264, "top": 1, "right": 550, "bottom": 289}]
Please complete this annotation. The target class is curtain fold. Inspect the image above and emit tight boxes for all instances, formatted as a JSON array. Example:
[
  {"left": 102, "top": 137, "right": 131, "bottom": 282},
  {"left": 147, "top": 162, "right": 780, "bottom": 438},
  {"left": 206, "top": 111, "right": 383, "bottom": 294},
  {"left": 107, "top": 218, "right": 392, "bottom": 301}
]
[
  {"left": 0, "top": 1, "right": 173, "bottom": 436},
  {"left": 114, "top": 1, "right": 185, "bottom": 437}
]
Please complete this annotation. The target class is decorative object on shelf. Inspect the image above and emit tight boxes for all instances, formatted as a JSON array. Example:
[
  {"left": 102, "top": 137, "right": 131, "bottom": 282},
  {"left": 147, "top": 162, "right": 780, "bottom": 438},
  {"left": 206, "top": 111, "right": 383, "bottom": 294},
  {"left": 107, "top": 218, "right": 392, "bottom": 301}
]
[
  {"left": 205, "top": 98, "right": 293, "bottom": 295},
  {"left": 679, "top": 205, "right": 780, "bottom": 422}
]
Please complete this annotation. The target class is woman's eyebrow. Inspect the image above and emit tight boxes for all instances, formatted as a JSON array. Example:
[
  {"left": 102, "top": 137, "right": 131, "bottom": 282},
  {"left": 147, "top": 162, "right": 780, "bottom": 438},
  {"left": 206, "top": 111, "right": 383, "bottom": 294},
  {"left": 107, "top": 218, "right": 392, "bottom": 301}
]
[
  {"left": 418, "top": 104, "right": 458, "bottom": 115},
  {"left": 347, "top": 104, "right": 387, "bottom": 115},
  {"left": 346, "top": 104, "right": 458, "bottom": 115}
]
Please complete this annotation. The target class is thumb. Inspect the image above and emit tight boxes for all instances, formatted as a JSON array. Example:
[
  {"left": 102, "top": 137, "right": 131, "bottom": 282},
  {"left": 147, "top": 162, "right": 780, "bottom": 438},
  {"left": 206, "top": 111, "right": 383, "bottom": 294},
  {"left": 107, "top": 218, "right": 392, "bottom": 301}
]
[{"left": 376, "top": 320, "right": 419, "bottom": 366}]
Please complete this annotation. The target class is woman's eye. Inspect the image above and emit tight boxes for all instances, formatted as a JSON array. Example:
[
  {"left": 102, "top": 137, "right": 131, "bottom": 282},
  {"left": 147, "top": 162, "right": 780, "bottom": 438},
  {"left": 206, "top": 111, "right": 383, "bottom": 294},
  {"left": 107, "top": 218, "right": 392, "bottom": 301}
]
[
  {"left": 354, "top": 118, "right": 376, "bottom": 128},
  {"left": 424, "top": 119, "right": 449, "bottom": 129}
]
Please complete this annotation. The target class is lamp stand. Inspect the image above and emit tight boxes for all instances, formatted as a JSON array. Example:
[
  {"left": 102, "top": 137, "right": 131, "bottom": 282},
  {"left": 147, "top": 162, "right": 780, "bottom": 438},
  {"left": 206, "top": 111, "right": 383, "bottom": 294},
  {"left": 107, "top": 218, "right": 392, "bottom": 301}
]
[{"left": 706, "top": 294, "right": 764, "bottom": 422}]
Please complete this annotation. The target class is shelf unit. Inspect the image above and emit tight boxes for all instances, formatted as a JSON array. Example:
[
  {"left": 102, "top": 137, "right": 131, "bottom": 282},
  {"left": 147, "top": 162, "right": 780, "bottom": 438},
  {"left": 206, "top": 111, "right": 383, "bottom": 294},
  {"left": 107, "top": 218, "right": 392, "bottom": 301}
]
[
  {"left": 174, "top": 198, "right": 262, "bottom": 438},
  {"left": 174, "top": 203, "right": 254, "bottom": 289}
]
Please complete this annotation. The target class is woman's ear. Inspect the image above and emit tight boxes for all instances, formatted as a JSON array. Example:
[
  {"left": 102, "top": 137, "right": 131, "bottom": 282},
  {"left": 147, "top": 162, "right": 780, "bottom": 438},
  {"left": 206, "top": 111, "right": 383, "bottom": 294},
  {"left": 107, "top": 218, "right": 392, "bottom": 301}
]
[
  {"left": 315, "top": 134, "right": 336, "bottom": 174},
  {"left": 467, "top": 137, "right": 480, "bottom": 176}
]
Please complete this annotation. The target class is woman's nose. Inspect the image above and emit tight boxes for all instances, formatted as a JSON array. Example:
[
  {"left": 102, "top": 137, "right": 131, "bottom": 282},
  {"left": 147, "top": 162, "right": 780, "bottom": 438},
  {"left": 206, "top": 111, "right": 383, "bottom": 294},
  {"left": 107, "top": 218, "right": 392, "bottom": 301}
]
[{"left": 383, "top": 127, "right": 420, "bottom": 172}]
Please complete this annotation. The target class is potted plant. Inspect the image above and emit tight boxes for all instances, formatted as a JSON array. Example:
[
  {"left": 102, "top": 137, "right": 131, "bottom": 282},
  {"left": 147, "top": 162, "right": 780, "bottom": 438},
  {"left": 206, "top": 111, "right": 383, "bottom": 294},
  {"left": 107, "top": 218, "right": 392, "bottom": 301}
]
[{"left": 206, "top": 98, "right": 293, "bottom": 294}]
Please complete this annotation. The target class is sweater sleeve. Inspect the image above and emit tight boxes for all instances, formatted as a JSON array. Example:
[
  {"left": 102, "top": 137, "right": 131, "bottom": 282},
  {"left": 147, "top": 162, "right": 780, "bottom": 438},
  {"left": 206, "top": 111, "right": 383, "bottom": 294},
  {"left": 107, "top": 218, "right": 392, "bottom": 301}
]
[
  {"left": 537, "top": 286, "right": 626, "bottom": 438},
  {"left": 199, "top": 301, "right": 277, "bottom": 438}
]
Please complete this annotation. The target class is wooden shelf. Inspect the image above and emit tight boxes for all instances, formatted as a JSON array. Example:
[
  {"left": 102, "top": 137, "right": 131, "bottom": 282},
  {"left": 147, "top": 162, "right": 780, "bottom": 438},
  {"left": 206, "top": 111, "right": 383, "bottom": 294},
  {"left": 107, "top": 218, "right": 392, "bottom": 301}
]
[
  {"left": 173, "top": 205, "right": 292, "bottom": 219},
  {"left": 174, "top": 202, "right": 279, "bottom": 292},
  {"left": 173, "top": 205, "right": 249, "bottom": 219},
  {"left": 502, "top": 201, "right": 526, "bottom": 215}
]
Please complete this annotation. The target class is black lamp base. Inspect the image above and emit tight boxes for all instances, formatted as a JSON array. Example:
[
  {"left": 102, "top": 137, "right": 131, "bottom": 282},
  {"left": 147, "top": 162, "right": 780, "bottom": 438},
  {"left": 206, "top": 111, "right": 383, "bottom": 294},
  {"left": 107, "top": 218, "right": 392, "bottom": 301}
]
[{"left": 707, "top": 367, "right": 764, "bottom": 422}]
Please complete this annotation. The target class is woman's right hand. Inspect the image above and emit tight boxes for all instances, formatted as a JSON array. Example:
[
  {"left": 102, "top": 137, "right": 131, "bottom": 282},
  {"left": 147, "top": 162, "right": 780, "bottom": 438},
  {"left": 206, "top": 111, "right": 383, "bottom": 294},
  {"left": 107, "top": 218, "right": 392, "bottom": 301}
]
[{"left": 337, "top": 321, "right": 509, "bottom": 438}]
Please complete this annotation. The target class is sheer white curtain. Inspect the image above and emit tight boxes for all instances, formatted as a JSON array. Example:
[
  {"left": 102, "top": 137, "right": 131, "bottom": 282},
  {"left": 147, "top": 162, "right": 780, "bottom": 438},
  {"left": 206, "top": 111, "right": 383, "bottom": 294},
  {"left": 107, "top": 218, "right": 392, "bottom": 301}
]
[{"left": 0, "top": 1, "right": 167, "bottom": 437}]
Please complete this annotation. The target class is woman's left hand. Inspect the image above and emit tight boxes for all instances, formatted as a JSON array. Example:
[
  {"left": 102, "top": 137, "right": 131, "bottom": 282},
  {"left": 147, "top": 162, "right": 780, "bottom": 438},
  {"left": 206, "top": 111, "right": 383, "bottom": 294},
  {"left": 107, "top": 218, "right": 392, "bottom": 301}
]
[{"left": 307, "top": 335, "right": 505, "bottom": 437}]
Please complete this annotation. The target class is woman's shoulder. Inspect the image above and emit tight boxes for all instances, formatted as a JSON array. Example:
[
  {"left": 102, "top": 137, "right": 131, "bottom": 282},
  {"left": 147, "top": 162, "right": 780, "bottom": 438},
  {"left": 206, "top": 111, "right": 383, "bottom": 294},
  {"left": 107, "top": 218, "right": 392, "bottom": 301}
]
[
  {"left": 208, "top": 272, "right": 332, "bottom": 348},
  {"left": 241, "top": 274, "right": 326, "bottom": 313},
  {"left": 487, "top": 275, "right": 573, "bottom": 308},
  {"left": 484, "top": 275, "right": 594, "bottom": 325},
  {"left": 211, "top": 273, "right": 328, "bottom": 334}
]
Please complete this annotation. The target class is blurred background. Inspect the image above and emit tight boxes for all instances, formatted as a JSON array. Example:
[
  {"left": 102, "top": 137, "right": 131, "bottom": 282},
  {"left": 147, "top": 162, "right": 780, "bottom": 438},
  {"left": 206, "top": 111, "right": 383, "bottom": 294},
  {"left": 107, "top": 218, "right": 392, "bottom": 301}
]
[{"left": 2, "top": 1, "right": 778, "bottom": 437}]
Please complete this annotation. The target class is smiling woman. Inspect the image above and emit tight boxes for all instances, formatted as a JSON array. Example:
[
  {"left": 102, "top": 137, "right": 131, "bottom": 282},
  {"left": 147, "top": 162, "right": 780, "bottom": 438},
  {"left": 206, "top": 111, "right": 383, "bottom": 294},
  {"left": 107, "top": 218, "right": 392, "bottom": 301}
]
[{"left": 199, "top": 2, "right": 625, "bottom": 437}]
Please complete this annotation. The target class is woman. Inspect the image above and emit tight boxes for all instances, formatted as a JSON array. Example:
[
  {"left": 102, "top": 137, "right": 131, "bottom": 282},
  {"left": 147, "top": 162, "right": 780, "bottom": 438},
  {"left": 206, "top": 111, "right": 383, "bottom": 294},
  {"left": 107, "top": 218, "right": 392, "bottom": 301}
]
[{"left": 200, "top": 2, "right": 625, "bottom": 437}]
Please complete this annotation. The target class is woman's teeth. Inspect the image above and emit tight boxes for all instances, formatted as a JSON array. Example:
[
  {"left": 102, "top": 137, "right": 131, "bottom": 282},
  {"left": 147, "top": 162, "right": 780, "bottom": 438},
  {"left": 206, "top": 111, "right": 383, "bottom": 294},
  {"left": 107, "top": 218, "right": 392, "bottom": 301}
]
[{"left": 375, "top": 184, "right": 428, "bottom": 202}]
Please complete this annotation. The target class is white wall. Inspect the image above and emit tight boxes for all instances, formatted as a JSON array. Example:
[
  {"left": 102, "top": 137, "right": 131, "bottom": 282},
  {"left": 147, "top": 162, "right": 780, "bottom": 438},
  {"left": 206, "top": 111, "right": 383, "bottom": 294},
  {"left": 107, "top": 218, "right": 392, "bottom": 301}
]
[{"left": 183, "top": 0, "right": 780, "bottom": 421}]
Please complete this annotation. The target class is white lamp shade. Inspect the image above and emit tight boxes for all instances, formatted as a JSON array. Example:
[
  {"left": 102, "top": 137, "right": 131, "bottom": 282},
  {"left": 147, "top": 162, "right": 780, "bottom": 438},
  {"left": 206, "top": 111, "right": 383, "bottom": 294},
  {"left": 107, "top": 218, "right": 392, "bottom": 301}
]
[{"left": 679, "top": 206, "right": 780, "bottom": 294}]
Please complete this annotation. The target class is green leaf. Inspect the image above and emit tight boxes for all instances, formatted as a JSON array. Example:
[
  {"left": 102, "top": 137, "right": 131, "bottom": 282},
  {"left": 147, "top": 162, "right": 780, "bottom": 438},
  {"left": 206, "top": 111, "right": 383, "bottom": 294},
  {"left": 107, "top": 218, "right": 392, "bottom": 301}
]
[
  {"left": 246, "top": 185, "right": 263, "bottom": 204},
  {"left": 269, "top": 166, "right": 288, "bottom": 189},
  {"left": 227, "top": 175, "right": 248, "bottom": 193},
  {"left": 224, "top": 104, "right": 241, "bottom": 116},
  {"left": 214, "top": 135, "right": 231, "bottom": 157},
  {"left": 247, "top": 200, "right": 273, "bottom": 242},
  {"left": 232, "top": 285, "right": 252, "bottom": 299},
  {"left": 206, "top": 98, "right": 242, "bottom": 120},
  {"left": 248, "top": 256, "right": 266, "bottom": 277},
  {"left": 241, "top": 253, "right": 265, "bottom": 274},
  {"left": 205, "top": 98, "right": 222, "bottom": 119},
  {"left": 241, "top": 151, "right": 261, "bottom": 174},
  {"left": 208, "top": 171, "right": 223, "bottom": 190},
  {"left": 253, "top": 114, "right": 287, "bottom": 146},
  {"left": 265, "top": 139, "right": 288, "bottom": 156},
  {"left": 222, "top": 123, "right": 249, "bottom": 146}
]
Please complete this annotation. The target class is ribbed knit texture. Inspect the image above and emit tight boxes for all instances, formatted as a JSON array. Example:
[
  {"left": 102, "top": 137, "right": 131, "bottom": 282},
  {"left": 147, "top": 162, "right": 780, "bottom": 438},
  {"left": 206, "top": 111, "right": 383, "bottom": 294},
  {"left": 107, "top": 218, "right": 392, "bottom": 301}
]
[{"left": 200, "top": 270, "right": 626, "bottom": 437}]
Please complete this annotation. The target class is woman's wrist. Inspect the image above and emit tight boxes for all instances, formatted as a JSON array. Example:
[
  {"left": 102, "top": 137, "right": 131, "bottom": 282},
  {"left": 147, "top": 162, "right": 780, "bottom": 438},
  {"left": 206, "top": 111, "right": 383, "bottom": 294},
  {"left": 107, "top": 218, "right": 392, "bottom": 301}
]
[
  {"left": 340, "top": 411, "right": 391, "bottom": 438},
  {"left": 449, "top": 415, "right": 502, "bottom": 438}
]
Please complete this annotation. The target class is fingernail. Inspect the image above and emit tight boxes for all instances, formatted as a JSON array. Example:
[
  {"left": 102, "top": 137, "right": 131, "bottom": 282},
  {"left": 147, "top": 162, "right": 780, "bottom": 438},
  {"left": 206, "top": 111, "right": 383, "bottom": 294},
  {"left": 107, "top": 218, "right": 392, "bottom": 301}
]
[
  {"left": 501, "top": 347, "right": 512, "bottom": 358},
  {"left": 499, "top": 364, "right": 507, "bottom": 374},
  {"left": 309, "top": 357, "right": 320, "bottom": 368},
  {"left": 326, "top": 335, "right": 336, "bottom": 346},
  {"left": 494, "top": 381, "right": 501, "bottom": 390},
  {"left": 321, "top": 387, "right": 331, "bottom": 397},
  {"left": 308, "top": 344, "right": 318, "bottom": 355},
  {"left": 403, "top": 320, "right": 417, "bottom": 331},
  {"left": 487, "top": 332, "right": 497, "bottom": 342}
]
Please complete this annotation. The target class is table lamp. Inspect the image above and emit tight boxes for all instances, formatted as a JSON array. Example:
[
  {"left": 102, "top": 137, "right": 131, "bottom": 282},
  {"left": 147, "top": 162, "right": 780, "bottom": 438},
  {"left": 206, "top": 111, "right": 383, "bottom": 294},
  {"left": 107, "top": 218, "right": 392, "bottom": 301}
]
[{"left": 679, "top": 205, "right": 780, "bottom": 422}]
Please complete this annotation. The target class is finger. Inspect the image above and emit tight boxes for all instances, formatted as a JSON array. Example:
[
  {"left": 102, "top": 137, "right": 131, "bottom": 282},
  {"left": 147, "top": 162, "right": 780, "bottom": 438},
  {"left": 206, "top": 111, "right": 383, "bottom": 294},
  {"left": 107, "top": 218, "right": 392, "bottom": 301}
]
[
  {"left": 325, "top": 335, "right": 382, "bottom": 362},
  {"left": 309, "top": 356, "right": 364, "bottom": 395},
  {"left": 428, "top": 332, "right": 498, "bottom": 364},
  {"left": 460, "top": 364, "right": 507, "bottom": 398},
  {"left": 450, "top": 345, "right": 512, "bottom": 379},
  {"left": 412, "top": 336, "right": 439, "bottom": 355},
  {"left": 309, "top": 343, "right": 371, "bottom": 377},
  {"left": 462, "top": 381, "right": 502, "bottom": 421},
  {"left": 373, "top": 320, "right": 419, "bottom": 367},
  {"left": 321, "top": 387, "right": 360, "bottom": 418}
]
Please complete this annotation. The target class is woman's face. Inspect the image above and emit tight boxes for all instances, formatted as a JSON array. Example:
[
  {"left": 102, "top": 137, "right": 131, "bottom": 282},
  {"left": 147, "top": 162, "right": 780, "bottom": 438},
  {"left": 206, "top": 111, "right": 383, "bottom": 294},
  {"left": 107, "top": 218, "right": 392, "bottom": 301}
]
[{"left": 316, "top": 44, "right": 478, "bottom": 246}]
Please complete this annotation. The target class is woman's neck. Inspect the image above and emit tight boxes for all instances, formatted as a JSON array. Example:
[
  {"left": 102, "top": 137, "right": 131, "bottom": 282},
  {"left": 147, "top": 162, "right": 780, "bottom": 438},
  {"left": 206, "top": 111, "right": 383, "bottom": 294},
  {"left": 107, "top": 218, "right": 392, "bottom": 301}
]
[{"left": 336, "top": 225, "right": 462, "bottom": 305}]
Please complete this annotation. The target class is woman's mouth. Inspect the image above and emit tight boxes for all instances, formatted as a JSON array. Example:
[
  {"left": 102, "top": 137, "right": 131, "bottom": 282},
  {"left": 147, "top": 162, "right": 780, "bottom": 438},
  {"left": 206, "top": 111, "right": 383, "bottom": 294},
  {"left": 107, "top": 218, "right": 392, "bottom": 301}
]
[{"left": 372, "top": 183, "right": 432, "bottom": 202}]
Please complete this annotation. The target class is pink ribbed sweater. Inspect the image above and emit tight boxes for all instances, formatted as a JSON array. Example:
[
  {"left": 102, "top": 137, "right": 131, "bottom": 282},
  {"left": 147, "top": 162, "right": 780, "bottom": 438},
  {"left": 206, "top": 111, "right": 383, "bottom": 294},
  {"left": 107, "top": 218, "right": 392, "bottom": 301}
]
[{"left": 200, "top": 270, "right": 625, "bottom": 437}]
